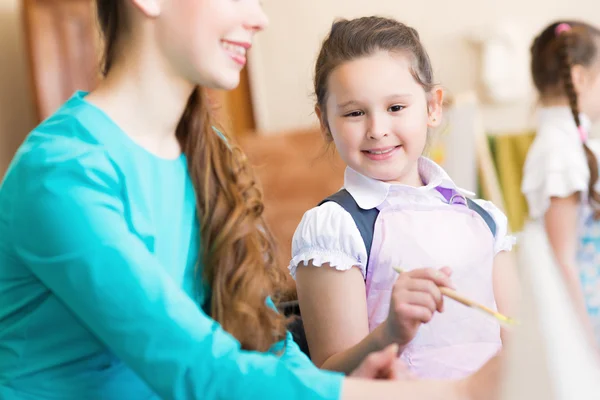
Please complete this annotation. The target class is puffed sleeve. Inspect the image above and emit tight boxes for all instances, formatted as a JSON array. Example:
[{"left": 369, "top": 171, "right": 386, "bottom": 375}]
[{"left": 290, "top": 202, "right": 368, "bottom": 279}]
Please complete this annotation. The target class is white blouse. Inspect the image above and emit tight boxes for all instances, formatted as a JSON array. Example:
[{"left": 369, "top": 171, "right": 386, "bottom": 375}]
[
  {"left": 522, "top": 106, "right": 600, "bottom": 221},
  {"left": 290, "top": 158, "right": 515, "bottom": 279}
]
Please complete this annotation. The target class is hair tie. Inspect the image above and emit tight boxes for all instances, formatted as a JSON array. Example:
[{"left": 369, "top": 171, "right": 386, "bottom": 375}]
[
  {"left": 212, "top": 126, "right": 232, "bottom": 150},
  {"left": 555, "top": 23, "right": 572, "bottom": 36},
  {"left": 578, "top": 125, "right": 588, "bottom": 143}
]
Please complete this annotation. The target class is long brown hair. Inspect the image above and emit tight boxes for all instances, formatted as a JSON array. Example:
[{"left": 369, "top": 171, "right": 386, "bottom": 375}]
[
  {"left": 96, "top": 1, "right": 288, "bottom": 352},
  {"left": 531, "top": 21, "right": 600, "bottom": 213},
  {"left": 314, "top": 17, "right": 436, "bottom": 137}
]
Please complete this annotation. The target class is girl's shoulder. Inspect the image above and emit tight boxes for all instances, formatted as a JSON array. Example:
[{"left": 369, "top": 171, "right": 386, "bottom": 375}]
[
  {"left": 522, "top": 126, "right": 596, "bottom": 219},
  {"left": 468, "top": 198, "right": 516, "bottom": 255},
  {"left": 289, "top": 201, "right": 368, "bottom": 279}
]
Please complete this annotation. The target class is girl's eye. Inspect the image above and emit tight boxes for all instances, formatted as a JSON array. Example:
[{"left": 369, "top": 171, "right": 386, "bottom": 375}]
[
  {"left": 389, "top": 105, "right": 404, "bottom": 112},
  {"left": 344, "top": 111, "right": 365, "bottom": 118}
]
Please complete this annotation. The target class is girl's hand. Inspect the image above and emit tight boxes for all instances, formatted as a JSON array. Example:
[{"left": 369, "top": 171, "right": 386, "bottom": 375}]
[{"left": 384, "top": 267, "right": 454, "bottom": 346}]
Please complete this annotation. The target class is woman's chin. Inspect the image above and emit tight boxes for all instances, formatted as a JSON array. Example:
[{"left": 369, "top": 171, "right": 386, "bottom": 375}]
[{"left": 209, "top": 70, "right": 241, "bottom": 91}]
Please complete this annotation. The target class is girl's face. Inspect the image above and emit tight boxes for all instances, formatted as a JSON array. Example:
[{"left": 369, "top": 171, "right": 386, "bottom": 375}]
[
  {"left": 319, "top": 50, "right": 442, "bottom": 184},
  {"left": 143, "top": 0, "right": 268, "bottom": 90}
]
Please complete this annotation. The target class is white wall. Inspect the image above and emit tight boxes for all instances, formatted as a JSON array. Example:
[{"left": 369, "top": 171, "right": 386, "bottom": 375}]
[{"left": 249, "top": 0, "right": 600, "bottom": 135}]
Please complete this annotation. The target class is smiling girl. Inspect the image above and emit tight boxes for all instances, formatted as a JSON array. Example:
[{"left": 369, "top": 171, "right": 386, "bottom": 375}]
[{"left": 291, "top": 16, "right": 519, "bottom": 380}]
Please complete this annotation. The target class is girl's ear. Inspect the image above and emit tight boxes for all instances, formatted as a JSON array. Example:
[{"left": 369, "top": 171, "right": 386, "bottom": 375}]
[
  {"left": 427, "top": 86, "right": 444, "bottom": 128},
  {"left": 315, "top": 105, "right": 333, "bottom": 142},
  {"left": 571, "top": 64, "right": 588, "bottom": 96}
]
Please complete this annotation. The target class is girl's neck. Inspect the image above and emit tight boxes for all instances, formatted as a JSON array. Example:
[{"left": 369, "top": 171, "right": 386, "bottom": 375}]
[
  {"left": 85, "top": 43, "right": 195, "bottom": 159},
  {"left": 383, "top": 162, "right": 423, "bottom": 187},
  {"left": 539, "top": 96, "right": 570, "bottom": 108},
  {"left": 538, "top": 96, "right": 597, "bottom": 122}
]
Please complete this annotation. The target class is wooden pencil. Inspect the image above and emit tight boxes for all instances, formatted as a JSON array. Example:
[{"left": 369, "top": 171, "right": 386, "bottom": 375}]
[{"left": 392, "top": 266, "right": 517, "bottom": 326}]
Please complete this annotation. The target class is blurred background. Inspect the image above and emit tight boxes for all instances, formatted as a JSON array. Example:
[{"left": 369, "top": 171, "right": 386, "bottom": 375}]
[{"left": 1, "top": 0, "right": 599, "bottom": 296}]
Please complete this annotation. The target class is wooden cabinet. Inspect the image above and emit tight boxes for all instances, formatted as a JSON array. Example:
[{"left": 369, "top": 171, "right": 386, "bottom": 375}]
[
  {"left": 22, "top": 0, "right": 255, "bottom": 135},
  {"left": 23, "top": 0, "right": 99, "bottom": 122}
]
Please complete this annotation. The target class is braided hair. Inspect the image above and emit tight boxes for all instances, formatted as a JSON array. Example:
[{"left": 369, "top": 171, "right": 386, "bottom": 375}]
[{"left": 531, "top": 21, "right": 600, "bottom": 214}]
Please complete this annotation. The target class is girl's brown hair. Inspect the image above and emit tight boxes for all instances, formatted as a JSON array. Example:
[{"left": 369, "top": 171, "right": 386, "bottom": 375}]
[
  {"left": 314, "top": 16, "right": 436, "bottom": 136},
  {"left": 531, "top": 21, "right": 600, "bottom": 212},
  {"left": 96, "top": 1, "right": 288, "bottom": 352}
]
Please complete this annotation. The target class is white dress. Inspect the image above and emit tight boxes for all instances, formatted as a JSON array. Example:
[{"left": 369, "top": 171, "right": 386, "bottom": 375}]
[{"left": 520, "top": 106, "right": 600, "bottom": 343}]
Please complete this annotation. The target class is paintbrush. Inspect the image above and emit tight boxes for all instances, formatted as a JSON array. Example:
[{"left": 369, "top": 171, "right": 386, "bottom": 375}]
[{"left": 392, "top": 266, "right": 518, "bottom": 327}]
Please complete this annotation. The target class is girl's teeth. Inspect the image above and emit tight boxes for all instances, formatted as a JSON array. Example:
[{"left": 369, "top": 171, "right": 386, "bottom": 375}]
[{"left": 368, "top": 148, "right": 394, "bottom": 155}]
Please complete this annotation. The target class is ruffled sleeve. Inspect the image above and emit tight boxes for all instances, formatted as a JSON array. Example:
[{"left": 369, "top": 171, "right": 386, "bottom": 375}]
[
  {"left": 289, "top": 202, "right": 368, "bottom": 279},
  {"left": 471, "top": 199, "right": 516, "bottom": 254},
  {"left": 521, "top": 128, "right": 591, "bottom": 220}
]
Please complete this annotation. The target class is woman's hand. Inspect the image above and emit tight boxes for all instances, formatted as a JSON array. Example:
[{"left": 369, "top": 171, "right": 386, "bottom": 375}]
[
  {"left": 350, "top": 344, "right": 415, "bottom": 380},
  {"left": 459, "top": 352, "right": 503, "bottom": 400},
  {"left": 383, "top": 267, "right": 454, "bottom": 346}
]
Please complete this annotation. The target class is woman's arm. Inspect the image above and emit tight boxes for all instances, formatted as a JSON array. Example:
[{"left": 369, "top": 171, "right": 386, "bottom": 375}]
[
  {"left": 342, "top": 351, "right": 502, "bottom": 400},
  {"left": 9, "top": 148, "right": 344, "bottom": 400}
]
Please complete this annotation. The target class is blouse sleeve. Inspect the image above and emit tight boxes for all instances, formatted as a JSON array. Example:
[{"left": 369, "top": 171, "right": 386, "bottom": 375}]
[
  {"left": 522, "top": 128, "right": 590, "bottom": 219},
  {"left": 471, "top": 199, "right": 516, "bottom": 254},
  {"left": 289, "top": 202, "right": 368, "bottom": 279}
]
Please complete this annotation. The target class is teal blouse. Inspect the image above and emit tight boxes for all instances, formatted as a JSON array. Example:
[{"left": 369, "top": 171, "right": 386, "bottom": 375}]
[{"left": 0, "top": 92, "right": 343, "bottom": 399}]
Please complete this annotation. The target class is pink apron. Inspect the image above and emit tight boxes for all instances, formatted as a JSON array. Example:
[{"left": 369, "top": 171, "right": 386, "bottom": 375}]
[{"left": 364, "top": 187, "right": 502, "bottom": 379}]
